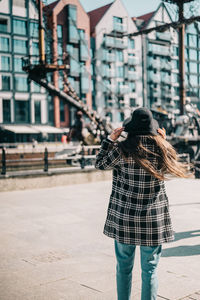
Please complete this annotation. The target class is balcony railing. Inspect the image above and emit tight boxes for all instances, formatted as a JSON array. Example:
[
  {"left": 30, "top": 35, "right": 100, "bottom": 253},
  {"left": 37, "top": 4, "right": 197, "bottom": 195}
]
[
  {"left": 107, "top": 83, "right": 116, "bottom": 93},
  {"left": 156, "top": 32, "right": 171, "bottom": 41},
  {"left": 125, "top": 71, "right": 138, "bottom": 81},
  {"left": 149, "top": 73, "right": 160, "bottom": 83},
  {"left": 118, "top": 85, "right": 130, "bottom": 95},
  {"left": 113, "top": 22, "right": 127, "bottom": 33},
  {"left": 127, "top": 56, "right": 139, "bottom": 65},
  {"left": 115, "top": 39, "right": 127, "bottom": 49}
]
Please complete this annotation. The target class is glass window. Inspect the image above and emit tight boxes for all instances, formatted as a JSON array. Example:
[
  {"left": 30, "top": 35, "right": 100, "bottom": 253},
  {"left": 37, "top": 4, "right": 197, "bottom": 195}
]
[
  {"left": 14, "top": 57, "right": 23, "bottom": 72},
  {"left": 0, "top": 37, "right": 9, "bottom": 51},
  {"left": 32, "top": 82, "right": 40, "bottom": 92},
  {"left": 13, "top": 39, "right": 27, "bottom": 54},
  {"left": 129, "top": 81, "right": 136, "bottom": 92},
  {"left": 172, "top": 73, "right": 179, "bottom": 83},
  {"left": 189, "top": 49, "right": 197, "bottom": 60},
  {"left": 189, "top": 62, "right": 198, "bottom": 73},
  {"left": 118, "top": 111, "right": 124, "bottom": 122},
  {"left": 173, "top": 46, "right": 178, "bottom": 56},
  {"left": 3, "top": 99, "right": 11, "bottom": 123},
  {"left": 15, "top": 76, "right": 28, "bottom": 92},
  {"left": 60, "top": 100, "right": 65, "bottom": 122},
  {"left": 0, "top": 19, "right": 8, "bottom": 33},
  {"left": 68, "top": 21, "right": 79, "bottom": 43},
  {"left": 32, "top": 42, "right": 39, "bottom": 55},
  {"left": 30, "top": 22, "right": 38, "bottom": 38},
  {"left": 172, "top": 60, "right": 179, "bottom": 69},
  {"left": 68, "top": 5, "right": 77, "bottom": 22},
  {"left": 34, "top": 101, "right": 41, "bottom": 123},
  {"left": 57, "top": 43, "right": 63, "bottom": 56},
  {"left": 189, "top": 75, "right": 198, "bottom": 86},
  {"left": 57, "top": 25, "right": 63, "bottom": 39},
  {"left": 113, "top": 16, "right": 123, "bottom": 24},
  {"left": 15, "top": 100, "right": 29, "bottom": 123},
  {"left": 117, "top": 66, "right": 124, "bottom": 78},
  {"left": 13, "top": 19, "right": 27, "bottom": 35},
  {"left": 1, "top": 75, "right": 11, "bottom": 90},
  {"left": 188, "top": 34, "right": 197, "bottom": 47},
  {"left": 128, "top": 39, "right": 135, "bottom": 49},
  {"left": 116, "top": 50, "right": 123, "bottom": 62},
  {"left": 1, "top": 56, "right": 10, "bottom": 71},
  {"left": 130, "top": 98, "right": 136, "bottom": 106}
]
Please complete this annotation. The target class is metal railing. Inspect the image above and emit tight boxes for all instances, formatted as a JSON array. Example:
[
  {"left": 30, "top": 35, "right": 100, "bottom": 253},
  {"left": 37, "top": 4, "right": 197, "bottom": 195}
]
[{"left": 0, "top": 145, "right": 101, "bottom": 176}]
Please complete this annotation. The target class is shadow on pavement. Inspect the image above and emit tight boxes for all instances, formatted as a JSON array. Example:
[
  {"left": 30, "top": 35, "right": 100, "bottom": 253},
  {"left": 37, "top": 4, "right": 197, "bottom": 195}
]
[
  {"left": 162, "top": 230, "right": 200, "bottom": 257},
  {"left": 162, "top": 245, "right": 200, "bottom": 257}
]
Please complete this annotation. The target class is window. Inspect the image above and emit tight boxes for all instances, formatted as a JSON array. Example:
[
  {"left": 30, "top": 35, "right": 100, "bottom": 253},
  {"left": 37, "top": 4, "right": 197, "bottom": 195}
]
[
  {"left": 57, "top": 43, "right": 63, "bottom": 56},
  {"left": 15, "top": 76, "right": 28, "bottom": 92},
  {"left": 13, "top": 39, "right": 27, "bottom": 54},
  {"left": 189, "top": 62, "right": 198, "bottom": 73},
  {"left": 30, "top": 22, "right": 38, "bottom": 38},
  {"left": 68, "top": 5, "right": 77, "bottom": 22},
  {"left": 68, "top": 21, "right": 79, "bottom": 43},
  {"left": 118, "top": 112, "right": 124, "bottom": 122},
  {"left": 173, "top": 46, "right": 178, "bottom": 56},
  {"left": 130, "top": 98, "right": 136, "bottom": 107},
  {"left": 1, "top": 75, "right": 11, "bottom": 91},
  {"left": 188, "top": 34, "right": 197, "bottom": 48},
  {"left": 34, "top": 101, "right": 41, "bottom": 123},
  {"left": 13, "top": 19, "right": 27, "bottom": 35},
  {"left": 0, "top": 37, "right": 9, "bottom": 51},
  {"left": 129, "top": 81, "right": 136, "bottom": 92},
  {"left": 189, "top": 75, "right": 198, "bottom": 86},
  {"left": 60, "top": 100, "right": 65, "bottom": 122},
  {"left": 14, "top": 57, "right": 23, "bottom": 72},
  {"left": 172, "top": 60, "right": 179, "bottom": 70},
  {"left": 15, "top": 100, "right": 29, "bottom": 123},
  {"left": 128, "top": 39, "right": 135, "bottom": 49},
  {"left": 57, "top": 25, "right": 63, "bottom": 39},
  {"left": 1, "top": 56, "right": 10, "bottom": 71},
  {"left": 116, "top": 50, "right": 123, "bottom": 62},
  {"left": 189, "top": 49, "right": 197, "bottom": 60},
  {"left": 32, "top": 42, "right": 39, "bottom": 55},
  {"left": 32, "top": 82, "right": 40, "bottom": 93},
  {"left": 3, "top": 99, "right": 11, "bottom": 123},
  {"left": 117, "top": 66, "right": 124, "bottom": 78},
  {"left": 0, "top": 19, "right": 8, "bottom": 33}
]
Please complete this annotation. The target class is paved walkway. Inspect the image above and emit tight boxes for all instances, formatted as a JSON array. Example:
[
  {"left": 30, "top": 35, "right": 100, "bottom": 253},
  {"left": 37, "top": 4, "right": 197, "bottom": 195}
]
[{"left": 0, "top": 178, "right": 200, "bottom": 300}]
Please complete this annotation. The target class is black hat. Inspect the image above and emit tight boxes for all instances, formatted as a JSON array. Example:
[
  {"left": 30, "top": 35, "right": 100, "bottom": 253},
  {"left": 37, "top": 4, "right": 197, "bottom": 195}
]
[{"left": 123, "top": 107, "right": 159, "bottom": 135}]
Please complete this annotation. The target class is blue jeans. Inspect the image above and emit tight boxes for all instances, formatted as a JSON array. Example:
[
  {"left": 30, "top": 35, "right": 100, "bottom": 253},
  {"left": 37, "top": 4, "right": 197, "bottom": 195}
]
[{"left": 114, "top": 240, "right": 162, "bottom": 300}]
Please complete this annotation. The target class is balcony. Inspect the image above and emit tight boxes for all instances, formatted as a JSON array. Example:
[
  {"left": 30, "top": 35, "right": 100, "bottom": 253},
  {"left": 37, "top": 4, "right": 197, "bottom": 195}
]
[
  {"left": 126, "top": 71, "right": 138, "bottom": 81},
  {"left": 107, "top": 53, "right": 116, "bottom": 62},
  {"left": 127, "top": 56, "right": 139, "bottom": 65},
  {"left": 104, "top": 36, "right": 115, "bottom": 48},
  {"left": 118, "top": 85, "right": 130, "bottom": 95},
  {"left": 149, "top": 45, "right": 170, "bottom": 56},
  {"left": 149, "top": 73, "right": 160, "bottom": 83},
  {"left": 107, "top": 83, "right": 116, "bottom": 93},
  {"left": 113, "top": 22, "right": 127, "bottom": 33},
  {"left": 115, "top": 39, "right": 127, "bottom": 49},
  {"left": 156, "top": 31, "right": 171, "bottom": 42},
  {"left": 161, "top": 77, "right": 171, "bottom": 85},
  {"left": 160, "top": 61, "right": 171, "bottom": 71},
  {"left": 148, "top": 60, "right": 160, "bottom": 69}
]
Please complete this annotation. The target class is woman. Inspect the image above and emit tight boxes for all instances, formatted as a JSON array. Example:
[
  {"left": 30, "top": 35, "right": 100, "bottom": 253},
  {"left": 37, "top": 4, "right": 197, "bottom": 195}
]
[{"left": 95, "top": 107, "right": 188, "bottom": 300}]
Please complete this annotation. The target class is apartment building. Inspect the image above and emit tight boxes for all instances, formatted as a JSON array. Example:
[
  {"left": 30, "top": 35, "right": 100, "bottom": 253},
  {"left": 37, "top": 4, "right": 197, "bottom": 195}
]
[
  {"left": 135, "top": 2, "right": 200, "bottom": 112},
  {"left": 44, "top": 0, "right": 91, "bottom": 128},
  {"left": 0, "top": 0, "right": 55, "bottom": 142},
  {"left": 88, "top": 0, "right": 143, "bottom": 125}
]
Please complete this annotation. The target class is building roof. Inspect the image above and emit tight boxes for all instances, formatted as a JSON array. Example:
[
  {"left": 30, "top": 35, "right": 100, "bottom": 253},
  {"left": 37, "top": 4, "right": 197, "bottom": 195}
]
[
  {"left": 133, "top": 11, "right": 155, "bottom": 29},
  {"left": 88, "top": 2, "right": 113, "bottom": 35}
]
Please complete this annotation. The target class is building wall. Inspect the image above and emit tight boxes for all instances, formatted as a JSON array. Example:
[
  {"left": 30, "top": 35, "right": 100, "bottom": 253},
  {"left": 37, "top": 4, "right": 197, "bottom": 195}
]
[
  {"left": 45, "top": 0, "right": 91, "bottom": 128},
  {"left": 92, "top": 0, "right": 143, "bottom": 125},
  {"left": 0, "top": 0, "right": 48, "bottom": 126}
]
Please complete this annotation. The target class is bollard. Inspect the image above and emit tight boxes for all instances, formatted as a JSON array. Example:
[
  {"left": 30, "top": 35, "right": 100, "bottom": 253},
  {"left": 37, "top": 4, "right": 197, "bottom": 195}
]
[
  {"left": 1, "top": 147, "right": 6, "bottom": 175},
  {"left": 44, "top": 147, "right": 48, "bottom": 172},
  {"left": 80, "top": 144, "right": 85, "bottom": 169},
  {"left": 194, "top": 161, "right": 200, "bottom": 179}
]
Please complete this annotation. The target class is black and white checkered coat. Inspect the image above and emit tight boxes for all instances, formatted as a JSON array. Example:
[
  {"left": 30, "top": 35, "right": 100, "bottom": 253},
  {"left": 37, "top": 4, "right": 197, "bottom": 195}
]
[{"left": 95, "top": 137, "right": 174, "bottom": 246}]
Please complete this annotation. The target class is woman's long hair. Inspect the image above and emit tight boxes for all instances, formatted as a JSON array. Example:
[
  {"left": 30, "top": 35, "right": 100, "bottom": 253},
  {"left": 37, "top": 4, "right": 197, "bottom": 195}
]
[{"left": 118, "top": 134, "right": 189, "bottom": 180}]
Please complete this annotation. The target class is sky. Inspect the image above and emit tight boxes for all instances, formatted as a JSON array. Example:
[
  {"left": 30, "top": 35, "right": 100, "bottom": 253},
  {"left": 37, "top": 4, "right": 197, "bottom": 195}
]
[{"left": 46, "top": 0, "right": 162, "bottom": 17}]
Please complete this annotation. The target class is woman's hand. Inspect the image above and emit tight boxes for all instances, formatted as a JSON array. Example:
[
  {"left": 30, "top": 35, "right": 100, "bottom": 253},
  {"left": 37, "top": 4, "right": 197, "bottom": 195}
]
[
  {"left": 109, "top": 127, "right": 124, "bottom": 141},
  {"left": 157, "top": 127, "right": 166, "bottom": 139}
]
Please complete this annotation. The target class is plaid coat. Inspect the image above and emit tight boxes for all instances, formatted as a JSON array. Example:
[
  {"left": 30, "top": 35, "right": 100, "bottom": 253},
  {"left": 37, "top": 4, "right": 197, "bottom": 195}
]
[{"left": 95, "top": 137, "right": 174, "bottom": 246}]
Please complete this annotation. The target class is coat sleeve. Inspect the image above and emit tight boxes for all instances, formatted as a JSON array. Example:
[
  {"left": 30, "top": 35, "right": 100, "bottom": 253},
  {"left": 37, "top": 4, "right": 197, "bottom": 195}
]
[{"left": 95, "top": 139, "right": 121, "bottom": 170}]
